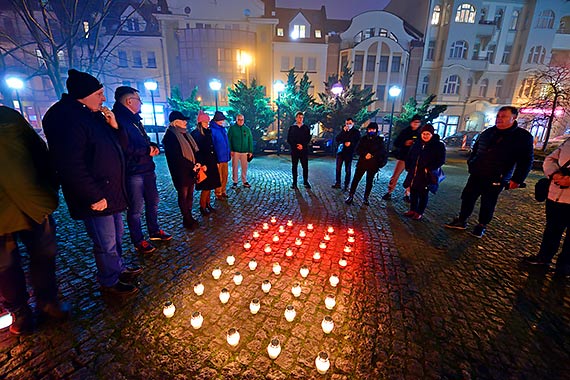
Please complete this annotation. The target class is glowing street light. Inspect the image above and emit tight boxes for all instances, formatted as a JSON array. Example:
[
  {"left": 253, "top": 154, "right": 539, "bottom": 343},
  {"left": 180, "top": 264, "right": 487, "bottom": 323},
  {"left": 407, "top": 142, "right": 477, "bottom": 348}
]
[
  {"left": 209, "top": 78, "right": 222, "bottom": 111},
  {"left": 387, "top": 85, "right": 402, "bottom": 152},
  {"left": 331, "top": 82, "right": 343, "bottom": 96},
  {"left": 144, "top": 80, "right": 159, "bottom": 145},
  {"left": 6, "top": 76, "right": 24, "bottom": 113}
]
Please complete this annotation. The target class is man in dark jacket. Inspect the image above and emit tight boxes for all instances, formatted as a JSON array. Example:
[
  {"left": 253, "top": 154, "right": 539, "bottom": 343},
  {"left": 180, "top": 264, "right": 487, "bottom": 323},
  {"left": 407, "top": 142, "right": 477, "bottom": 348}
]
[
  {"left": 445, "top": 106, "right": 534, "bottom": 237},
  {"left": 43, "top": 69, "right": 140, "bottom": 297},
  {"left": 0, "top": 106, "right": 69, "bottom": 335},
  {"left": 287, "top": 111, "right": 312, "bottom": 189},
  {"left": 383, "top": 114, "right": 422, "bottom": 201},
  {"left": 113, "top": 86, "right": 171, "bottom": 255},
  {"left": 332, "top": 117, "right": 360, "bottom": 191}
]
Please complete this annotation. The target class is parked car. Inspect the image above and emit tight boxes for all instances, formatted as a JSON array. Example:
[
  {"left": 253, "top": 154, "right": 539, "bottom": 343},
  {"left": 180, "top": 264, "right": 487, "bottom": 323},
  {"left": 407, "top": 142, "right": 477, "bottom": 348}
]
[
  {"left": 443, "top": 131, "right": 480, "bottom": 149},
  {"left": 310, "top": 131, "right": 334, "bottom": 155},
  {"left": 259, "top": 131, "right": 289, "bottom": 153}
]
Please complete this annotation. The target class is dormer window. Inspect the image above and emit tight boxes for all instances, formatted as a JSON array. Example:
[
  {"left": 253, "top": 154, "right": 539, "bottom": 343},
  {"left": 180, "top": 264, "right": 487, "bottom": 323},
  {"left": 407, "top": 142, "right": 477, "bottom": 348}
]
[
  {"left": 315, "top": 29, "right": 321, "bottom": 38},
  {"left": 277, "top": 27, "right": 284, "bottom": 36},
  {"left": 121, "top": 6, "right": 146, "bottom": 32},
  {"left": 291, "top": 24, "right": 307, "bottom": 39}
]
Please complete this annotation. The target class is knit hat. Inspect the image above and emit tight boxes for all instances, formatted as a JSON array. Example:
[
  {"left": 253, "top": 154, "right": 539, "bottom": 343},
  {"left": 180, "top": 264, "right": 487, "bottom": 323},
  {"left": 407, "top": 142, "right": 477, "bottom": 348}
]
[
  {"left": 411, "top": 114, "right": 422, "bottom": 122},
  {"left": 169, "top": 111, "right": 190, "bottom": 122},
  {"left": 421, "top": 123, "right": 435, "bottom": 134},
  {"left": 66, "top": 69, "right": 103, "bottom": 99},
  {"left": 213, "top": 111, "right": 226, "bottom": 121},
  {"left": 197, "top": 111, "right": 210, "bottom": 123},
  {"left": 366, "top": 122, "right": 379, "bottom": 131}
]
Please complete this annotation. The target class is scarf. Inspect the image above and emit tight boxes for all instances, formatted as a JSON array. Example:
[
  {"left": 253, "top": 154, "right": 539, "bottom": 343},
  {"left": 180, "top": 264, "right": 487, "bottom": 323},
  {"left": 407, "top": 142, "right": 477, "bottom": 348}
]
[{"left": 167, "top": 124, "right": 199, "bottom": 163}]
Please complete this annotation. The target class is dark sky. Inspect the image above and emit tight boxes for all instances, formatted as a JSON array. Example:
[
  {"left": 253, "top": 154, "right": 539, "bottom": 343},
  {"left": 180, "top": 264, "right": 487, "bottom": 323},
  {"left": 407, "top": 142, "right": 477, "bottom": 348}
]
[{"left": 276, "top": 0, "right": 390, "bottom": 19}]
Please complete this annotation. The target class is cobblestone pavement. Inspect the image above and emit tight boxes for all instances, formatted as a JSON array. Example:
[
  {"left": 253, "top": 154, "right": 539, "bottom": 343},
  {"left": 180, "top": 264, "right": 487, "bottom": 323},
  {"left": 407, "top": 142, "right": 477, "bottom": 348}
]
[{"left": 1, "top": 151, "right": 569, "bottom": 379}]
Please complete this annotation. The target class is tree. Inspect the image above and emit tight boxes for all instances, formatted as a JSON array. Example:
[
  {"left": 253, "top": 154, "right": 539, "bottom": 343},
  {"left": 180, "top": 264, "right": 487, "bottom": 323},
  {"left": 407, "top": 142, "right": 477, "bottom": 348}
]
[
  {"left": 519, "top": 64, "right": 570, "bottom": 151},
  {"left": 168, "top": 86, "right": 201, "bottom": 123},
  {"left": 227, "top": 79, "right": 275, "bottom": 144},
  {"left": 318, "top": 65, "right": 378, "bottom": 136},
  {"left": 393, "top": 95, "right": 447, "bottom": 137}
]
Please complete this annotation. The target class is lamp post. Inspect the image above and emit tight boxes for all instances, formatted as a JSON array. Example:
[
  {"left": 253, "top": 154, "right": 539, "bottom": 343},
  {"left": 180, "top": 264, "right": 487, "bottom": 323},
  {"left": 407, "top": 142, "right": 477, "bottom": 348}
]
[
  {"left": 6, "top": 76, "right": 24, "bottom": 114},
  {"left": 209, "top": 78, "right": 222, "bottom": 111},
  {"left": 274, "top": 80, "right": 285, "bottom": 156},
  {"left": 331, "top": 82, "right": 343, "bottom": 97},
  {"left": 387, "top": 85, "right": 402, "bottom": 152},
  {"left": 144, "top": 80, "right": 159, "bottom": 145}
]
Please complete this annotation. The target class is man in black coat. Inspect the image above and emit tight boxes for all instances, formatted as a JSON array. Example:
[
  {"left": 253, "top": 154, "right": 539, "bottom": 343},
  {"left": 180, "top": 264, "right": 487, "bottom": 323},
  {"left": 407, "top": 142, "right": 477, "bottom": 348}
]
[
  {"left": 332, "top": 117, "right": 360, "bottom": 191},
  {"left": 113, "top": 86, "right": 171, "bottom": 255},
  {"left": 43, "top": 69, "right": 141, "bottom": 297},
  {"left": 287, "top": 111, "right": 312, "bottom": 189},
  {"left": 445, "top": 106, "right": 534, "bottom": 238}
]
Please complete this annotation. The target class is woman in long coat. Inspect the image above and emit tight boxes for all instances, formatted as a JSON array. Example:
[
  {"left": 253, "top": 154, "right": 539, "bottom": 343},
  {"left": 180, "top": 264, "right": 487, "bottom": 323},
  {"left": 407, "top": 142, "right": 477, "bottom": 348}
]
[
  {"left": 403, "top": 123, "right": 446, "bottom": 220},
  {"left": 191, "top": 111, "right": 221, "bottom": 215}
]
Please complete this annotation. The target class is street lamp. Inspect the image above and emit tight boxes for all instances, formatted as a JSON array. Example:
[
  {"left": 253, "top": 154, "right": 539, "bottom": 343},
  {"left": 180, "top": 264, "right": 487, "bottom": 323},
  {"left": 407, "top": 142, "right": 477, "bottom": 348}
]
[
  {"left": 6, "top": 76, "right": 24, "bottom": 114},
  {"left": 387, "top": 85, "right": 402, "bottom": 152},
  {"left": 144, "top": 80, "right": 159, "bottom": 145},
  {"left": 274, "top": 80, "right": 285, "bottom": 156},
  {"left": 209, "top": 78, "right": 222, "bottom": 111},
  {"left": 331, "top": 82, "right": 343, "bottom": 96}
]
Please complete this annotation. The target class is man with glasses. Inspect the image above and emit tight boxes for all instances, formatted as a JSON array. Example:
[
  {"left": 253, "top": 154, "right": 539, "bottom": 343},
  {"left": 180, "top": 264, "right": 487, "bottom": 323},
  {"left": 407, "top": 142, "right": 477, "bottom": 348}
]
[
  {"left": 113, "top": 86, "right": 171, "bottom": 254},
  {"left": 332, "top": 117, "right": 360, "bottom": 191}
]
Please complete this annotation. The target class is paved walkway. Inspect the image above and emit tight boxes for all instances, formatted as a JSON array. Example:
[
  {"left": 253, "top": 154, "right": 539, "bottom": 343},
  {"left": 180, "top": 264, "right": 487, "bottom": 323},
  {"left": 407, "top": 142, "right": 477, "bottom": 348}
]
[{"left": 1, "top": 152, "right": 569, "bottom": 379}]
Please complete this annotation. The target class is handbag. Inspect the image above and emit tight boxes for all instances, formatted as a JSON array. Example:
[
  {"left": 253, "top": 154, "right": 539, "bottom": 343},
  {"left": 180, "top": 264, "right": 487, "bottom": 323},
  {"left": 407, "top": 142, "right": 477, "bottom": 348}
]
[
  {"left": 428, "top": 167, "right": 446, "bottom": 194},
  {"left": 247, "top": 153, "right": 254, "bottom": 162},
  {"left": 197, "top": 167, "right": 207, "bottom": 184},
  {"left": 535, "top": 157, "right": 570, "bottom": 202}
]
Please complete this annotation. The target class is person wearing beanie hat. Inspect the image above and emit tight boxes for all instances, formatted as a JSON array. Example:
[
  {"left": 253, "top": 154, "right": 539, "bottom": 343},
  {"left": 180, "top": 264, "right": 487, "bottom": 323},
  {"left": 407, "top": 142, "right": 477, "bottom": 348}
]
[
  {"left": 383, "top": 114, "right": 422, "bottom": 202},
  {"left": 197, "top": 111, "right": 210, "bottom": 124},
  {"left": 402, "top": 123, "right": 446, "bottom": 220},
  {"left": 345, "top": 122, "right": 388, "bottom": 206},
  {"left": 209, "top": 111, "right": 231, "bottom": 200},
  {"left": 42, "top": 69, "right": 140, "bottom": 298}
]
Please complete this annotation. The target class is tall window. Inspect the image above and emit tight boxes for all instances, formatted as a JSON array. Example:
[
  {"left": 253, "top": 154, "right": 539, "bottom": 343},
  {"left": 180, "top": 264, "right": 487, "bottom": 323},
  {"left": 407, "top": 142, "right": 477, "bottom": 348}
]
[
  {"left": 478, "top": 78, "right": 488, "bottom": 97},
  {"left": 432, "top": 5, "right": 441, "bottom": 25},
  {"left": 510, "top": 10, "right": 520, "bottom": 30},
  {"left": 421, "top": 76, "right": 429, "bottom": 94},
  {"left": 495, "top": 80, "right": 503, "bottom": 98},
  {"left": 501, "top": 45, "right": 512, "bottom": 64},
  {"left": 449, "top": 40, "right": 468, "bottom": 59},
  {"left": 426, "top": 41, "right": 435, "bottom": 61},
  {"left": 280, "top": 56, "right": 290, "bottom": 71},
  {"left": 536, "top": 10, "right": 555, "bottom": 29},
  {"left": 391, "top": 56, "right": 401, "bottom": 72},
  {"left": 294, "top": 56, "right": 303, "bottom": 70},
  {"left": 366, "top": 55, "right": 376, "bottom": 72},
  {"left": 494, "top": 9, "right": 504, "bottom": 28},
  {"left": 455, "top": 4, "right": 476, "bottom": 23},
  {"left": 132, "top": 50, "right": 142, "bottom": 68},
  {"left": 378, "top": 56, "right": 389, "bottom": 72},
  {"left": 466, "top": 77, "right": 473, "bottom": 95},
  {"left": 527, "top": 46, "right": 546, "bottom": 64},
  {"left": 308, "top": 57, "right": 316, "bottom": 72},
  {"left": 147, "top": 51, "right": 157, "bottom": 68},
  {"left": 292, "top": 24, "right": 307, "bottom": 38},
  {"left": 118, "top": 50, "right": 128, "bottom": 67},
  {"left": 354, "top": 54, "right": 364, "bottom": 71},
  {"left": 519, "top": 78, "right": 536, "bottom": 97},
  {"left": 443, "top": 75, "right": 461, "bottom": 94},
  {"left": 376, "top": 85, "right": 385, "bottom": 99}
]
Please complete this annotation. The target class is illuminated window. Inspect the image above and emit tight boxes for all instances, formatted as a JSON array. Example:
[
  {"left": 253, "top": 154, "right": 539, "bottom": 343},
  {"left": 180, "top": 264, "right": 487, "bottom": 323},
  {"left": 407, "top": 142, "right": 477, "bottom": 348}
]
[
  {"left": 449, "top": 40, "right": 468, "bottom": 59},
  {"left": 527, "top": 46, "right": 546, "bottom": 64},
  {"left": 432, "top": 5, "right": 441, "bottom": 25},
  {"left": 315, "top": 29, "right": 321, "bottom": 38},
  {"left": 292, "top": 24, "right": 306, "bottom": 39},
  {"left": 443, "top": 75, "right": 461, "bottom": 94},
  {"left": 455, "top": 4, "right": 476, "bottom": 23},
  {"left": 536, "top": 10, "right": 555, "bottom": 29},
  {"left": 277, "top": 28, "right": 283, "bottom": 36}
]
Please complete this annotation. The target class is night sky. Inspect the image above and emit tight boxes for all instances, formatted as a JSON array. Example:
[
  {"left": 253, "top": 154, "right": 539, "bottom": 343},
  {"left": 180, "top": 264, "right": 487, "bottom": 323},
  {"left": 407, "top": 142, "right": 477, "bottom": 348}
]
[{"left": 275, "top": 0, "right": 391, "bottom": 19}]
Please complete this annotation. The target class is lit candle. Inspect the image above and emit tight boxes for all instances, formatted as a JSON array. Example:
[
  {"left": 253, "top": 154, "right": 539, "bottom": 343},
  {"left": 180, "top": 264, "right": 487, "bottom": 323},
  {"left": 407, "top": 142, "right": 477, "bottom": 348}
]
[
  {"left": 343, "top": 245, "right": 352, "bottom": 253},
  {"left": 278, "top": 225, "right": 286, "bottom": 234},
  {"left": 321, "top": 316, "right": 334, "bottom": 334},
  {"left": 325, "top": 295, "right": 336, "bottom": 310},
  {"left": 270, "top": 216, "right": 277, "bottom": 224},
  {"left": 219, "top": 288, "right": 230, "bottom": 304},
  {"left": 291, "top": 282, "right": 302, "bottom": 297},
  {"left": 286, "top": 220, "right": 293, "bottom": 227},
  {"left": 248, "top": 258, "right": 257, "bottom": 270},
  {"left": 315, "top": 351, "right": 330, "bottom": 374},
  {"left": 253, "top": 230, "right": 260, "bottom": 239},
  {"left": 264, "top": 244, "right": 272, "bottom": 254},
  {"left": 249, "top": 298, "right": 261, "bottom": 314},
  {"left": 299, "top": 230, "right": 306, "bottom": 238},
  {"left": 319, "top": 241, "right": 327, "bottom": 249},
  {"left": 243, "top": 240, "right": 252, "bottom": 250},
  {"left": 261, "top": 279, "right": 271, "bottom": 293},
  {"left": 347, "top": 236, "right": 355, "bottom": 244},
  {"left": 227, "top": 328, "right": 240, "bottom": 347},
  {"left": 226, "top": 255, "right": 235, "bottom": 265},
  {"left": 324, "top": 233, "right": 331, "bottom": 241},
  {"left": 212, "top": 267, "right": 222, "bottom": 280},
  {"left": 194, "top": 282, "right": 205, "bottom": 296},
  {"left": 163, "top": 301, "right": 175, "bottom": 318},
  {"left": 313, "top": 250, "right": 321, "bottom": 261},
  {"left": 272, "top": 262, "right": 281, "bottom": 275},
  {"left": 191, "top": 311, "right": 203, "bottom": 329},
  {"left": 329, "top": 274, "right": 339, "bottom": 287},
  {"left": 267, "top": 338, "right": 281, "bottom": 359},
  {"left": 299, "top": 266, "right": 309, "bottom": 278},
  {"left": 295, "top": 237, "right": 302, "bottom": 246},
  {"left": 307, "top": 223, "right": 314, "bottom": 231},
  {"left": 347, "top": 228, "right": 355, "bottom": 236},
  {"left": 339, "top": 257, "right": 348, "bottom": 268},
  {"left": 233, "top": 272, "right": 243, "bottom": 285},
  {"left": 285, "top": 248, "right": 294, "bottom": 257},
  {"left": 284, "top": 305, "right": 296, "bottom": 322},
  {"left": 327, "top": 226, "right": 334, "bottom": 234},
  {"left": 262, "top": 223, "right": 269, "bottom": 231},
  {"left": 272, "top": 234, "right": 280, "bottom": 242}
]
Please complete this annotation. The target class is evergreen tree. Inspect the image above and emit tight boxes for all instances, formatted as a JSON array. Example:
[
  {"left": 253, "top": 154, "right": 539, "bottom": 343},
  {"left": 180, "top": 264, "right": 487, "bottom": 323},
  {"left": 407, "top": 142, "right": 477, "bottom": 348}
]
[
  {"left": 393, "top": 95, "right": 447, "bottom": 137},
  {"left": 167, "top": 86, "right": 201, "bottom": 124},
  {"left": 227, "top": 79, "right": 275, "bottom": 144}
]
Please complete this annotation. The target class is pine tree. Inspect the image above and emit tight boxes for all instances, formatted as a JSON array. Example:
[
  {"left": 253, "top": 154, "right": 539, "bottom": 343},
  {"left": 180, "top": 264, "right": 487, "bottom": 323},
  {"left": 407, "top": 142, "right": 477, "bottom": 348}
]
[
  {"left": 167, "top": 86, "right": 201, "bottom": 124},
  {"left": 393, "top": 95, "right": 447, "bottom": 138}
]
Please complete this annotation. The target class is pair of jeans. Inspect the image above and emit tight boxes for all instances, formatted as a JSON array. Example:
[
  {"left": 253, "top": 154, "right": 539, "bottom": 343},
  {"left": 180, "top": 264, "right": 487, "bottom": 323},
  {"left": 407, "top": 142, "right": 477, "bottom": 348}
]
[
  {"left": 83, "top": 213, "right": 125, "bottom": 287},
  {"left": 459, "top": 175, "right": 503, "bottom": 225},
  {"left": 0, "top": 216, "right": 58, "bottom": 312},
  {"left": 231, "top": 152, "right": 249, "bottom": 184},
  {"left": 349, "top": 166, "right": 377, "bottom": 199},
  {"left": 410, "top": 188, "right": 430, "bottom": 214},
  {"left": 291, "top": 150, "right": 309, "bottom": 184},
  {"left": 126, "top": 172, "right": 160, "bottom": 245},
  {"left": 537, "top": 200, "right": 570, "bottom": 269},
  {"left": 335, "top": 154, "right": 353, "bottom": 187}
]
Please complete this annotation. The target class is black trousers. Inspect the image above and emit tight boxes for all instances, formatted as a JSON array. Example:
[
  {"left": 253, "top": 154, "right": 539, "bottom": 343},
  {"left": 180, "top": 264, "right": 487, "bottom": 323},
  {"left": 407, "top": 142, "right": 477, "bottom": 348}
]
[
  {"left": 291, "top": 150, "right": 309, "bottom": 184},
  {"left": 458, "top": 175, "right": 503, "bottom": 225},
  {"left": 176, "top": 182, "right": 195, "bottom": 220},
  {"left": 349, "top": 166, "right": 377, "bottom": 198},
  {"left": 335, "top": 154, "right": 353, "bottom": 187},
  {"left": 538, "top": 200, "right": 570, "bottom": 269},
  {"left": 410, "top": 188, "right": 430, "bottom": 215}
]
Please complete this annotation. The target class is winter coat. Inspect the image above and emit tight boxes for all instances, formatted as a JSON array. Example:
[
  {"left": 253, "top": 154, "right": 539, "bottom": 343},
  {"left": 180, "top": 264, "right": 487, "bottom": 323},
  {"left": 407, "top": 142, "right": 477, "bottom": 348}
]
[
  {"left": 191, "top": 127, "right": 222, "bottom": 191},
  {"left": 209, "top": 120, "right": 231, "bottom": 163},
  {"left": 113, "top": 102, "right": 156, "bottom": 176},
  {"left": 468, "top": 121, "right": 534, "bottom": 185},
  {"left": 544, "top": 139, "right": 570, "bottom": 205},
  {"left": 42, "top": 94, "right": 127, "bottom": 220},
  {"left": 355, "top": 134, "right": 388, "bottom": 172},
  {"left": 162, "top": 128, "right": 197, "bottom": 190},
  {"left": 227, "top": 123, "right": 253, "bottom": 153},
  {"left": 393, "top": 125, "right": 421, "bottom": 160},
  {"left": 0, "top": 106, "right": 58, "bottom": 234},
  {"left": 287, "top": 123, "right": 311, "bottom": 153},
  {"left": 335, "top": 127, "right": 360, "bottom": 157},
  {"left": 403, "top": 135, "right": 446, "bottom": 191}
]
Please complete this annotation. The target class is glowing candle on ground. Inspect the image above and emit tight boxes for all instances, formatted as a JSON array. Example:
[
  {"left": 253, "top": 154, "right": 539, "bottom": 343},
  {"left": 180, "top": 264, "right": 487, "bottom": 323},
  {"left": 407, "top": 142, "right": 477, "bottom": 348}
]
[
  {"left": 299, "top": 230, "right": 306, "bottom": 238},
  {"left": 319, "top": 241, "right": 327, "bottom": 249},
  {"left": 267, "top": 338, "right": 281, "bottom": 359},
  {"left": 163, "top": 301, "right": 175, "bottom": 318},
  {"left": 307, "top": 223, "right": 314, "bottom": 231},
  {"left": 315, "top": 351, "right": 330, "bottom": 374},
  {"left": 284, "top": 305, "right": 296, "bottom": 322},
  {"left": 249, "top": 298, "right": 261, "bottom": 314},
  {"left": 191, "top": 311, "right": 203, "bottom": 329},
  {"left": 324, "top": 234, "right": 331, "bottom": 241},
  {"left": 278, "top": 225, "right": 286, "bottom": 234},
  {"left": 219, "top": 288, "right": 230, "bottom": 304},
  {"left": 285, "top": 248, "right": 294, "bottom": 257},
  {"left": 227, "top": 328, "right": 240, "bottom": 347},
  {"left": 262, "top": 280, "right": 271, "bottom": 293},
  {"left": 226, "top": 255, "right": 235, "bottom": 265},
  {"left": 348, "top": 236, "right": 355, "bottom": 244},
  {"left": 347, "top": 228, "right": 355, "bottom": 236},
  {"left": 272, "top": 234, "right": 280, "bottom": 242},
  {"left": 262, "top": 223, "right": 269, "bottom": 232},
  {"left": 270, "top": 216, "right": 277, "bottom": 224},
  {"left": 295, "top": 238, "right": 302, "bottom": 246},
  {"left": 325, "top": 295, "right": 336, "bottom": 310},
  {"left": 272, "top": 262, "right": 281, "bottom": 275},
  {"left": 291, "top": 282, "right": 302, "bottom": 297},
  {"left": 253, "top": 230, "right": 260, "bottom": 239},
  {"left": 343, "top": 245, "right": 352, "bottom": 253},
  {"left": 339, "top": 257, "right": 348, "bottom": 268},
  {"left": 212, "top": 267, "right": 222, "bottom": 280},
  {"left": 233, "top": 272, "right": 243, "bottom": 285},
  {"left": 299, "top": 266, "right": 309, "bottom": 278},
  {"left": 194, "top": 282, "right": 205, "bottom": 296},
  {"left": 248, "top": 259, "right": 257, "bottom": 270},
  {"left": 243, "top": 240, "right": 251, "bottom": 250},
  {"left": 286, "top": 220, "right": 293, "bottom": 227},
  {"left": 321, "top": 316, "right": 334, "bottom": 334},
  {"left": 327, "top": 226, "right": 334, "bottom": 234},
  {"left": 313, "top": 251, "right": 321, "bottom": 261},
  {"left": 329, "top": 274, "right": 339, "bottom": 287},
  {"left": 264, "top": 244, "right": 272, "bottom": 254}
]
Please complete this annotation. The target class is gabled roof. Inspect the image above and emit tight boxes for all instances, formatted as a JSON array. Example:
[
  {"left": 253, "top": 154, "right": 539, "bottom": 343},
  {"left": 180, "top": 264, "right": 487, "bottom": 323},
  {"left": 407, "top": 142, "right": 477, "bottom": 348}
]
[{"left": 273, "top": 6, "right": 328, "bottom": 42}]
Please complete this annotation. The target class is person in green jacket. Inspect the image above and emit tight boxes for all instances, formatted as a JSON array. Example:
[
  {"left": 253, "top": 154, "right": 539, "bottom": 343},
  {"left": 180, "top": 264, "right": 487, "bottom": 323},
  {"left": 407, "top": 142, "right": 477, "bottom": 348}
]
[
  {"left": 0, "top": 106, "right": 68, "bottom": 335},
  {"left": 227, "top": 114, "right": 253, "bottom": 188}
]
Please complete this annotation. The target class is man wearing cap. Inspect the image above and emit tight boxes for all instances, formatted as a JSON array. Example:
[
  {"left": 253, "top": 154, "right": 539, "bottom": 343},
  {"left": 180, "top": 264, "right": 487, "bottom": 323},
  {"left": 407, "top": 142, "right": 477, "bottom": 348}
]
[
  {"left": 210, "top": 111, "right": 231, "bottom": 200},
  {"left": 287, "top": 111, "right": 312, "bottom": 189},
  {"left": 227, "top": 114, "right": 253, "bottom": 188},
  {"left": 43, "top": 69, "right": 140, "bottom": 298},
  {"left": 383, "top": 115, "right": 422, "bottom": 201},
  {"left": 112, "top": 86, "right": 171, "bottom": 255}
]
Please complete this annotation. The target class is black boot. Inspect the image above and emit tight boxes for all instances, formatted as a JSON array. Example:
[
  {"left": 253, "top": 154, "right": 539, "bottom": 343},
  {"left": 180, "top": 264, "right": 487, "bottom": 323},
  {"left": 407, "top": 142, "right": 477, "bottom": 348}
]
[
  {"left": 183, "top": 216, "right": 199, "bottom": 229},
  {"left": 345, "top": 194, "right": 354, "bottom": 205}
]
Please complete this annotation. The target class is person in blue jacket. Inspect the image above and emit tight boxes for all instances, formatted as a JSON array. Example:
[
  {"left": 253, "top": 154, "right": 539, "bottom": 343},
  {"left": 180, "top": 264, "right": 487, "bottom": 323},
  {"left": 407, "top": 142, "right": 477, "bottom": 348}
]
[{"left": 209, "top": 111, "right": 231, "bottom": 200}]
